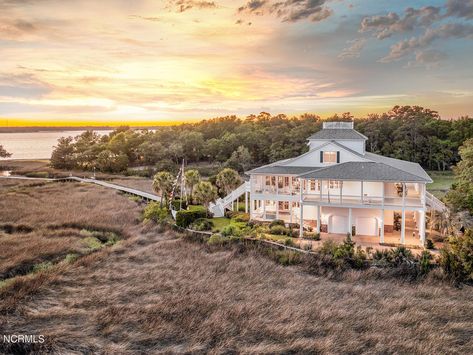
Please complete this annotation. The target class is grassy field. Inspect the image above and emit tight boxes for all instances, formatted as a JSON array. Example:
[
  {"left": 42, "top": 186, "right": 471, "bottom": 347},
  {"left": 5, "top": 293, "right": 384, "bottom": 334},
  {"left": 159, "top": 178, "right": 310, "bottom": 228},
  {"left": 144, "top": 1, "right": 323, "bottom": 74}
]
[
  {"left": 1, "top": 179, "right": 473, "bottom": 353},
  {"left": 427, "top": 170, "right": 455, "bottom": 199}
]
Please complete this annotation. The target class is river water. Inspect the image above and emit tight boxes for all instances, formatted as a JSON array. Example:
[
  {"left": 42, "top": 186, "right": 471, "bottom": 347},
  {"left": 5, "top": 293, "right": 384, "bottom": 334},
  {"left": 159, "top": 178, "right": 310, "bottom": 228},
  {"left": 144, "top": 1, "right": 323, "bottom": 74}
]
[{"left": 0, "top": 130, "right": 111, "bottom": 160}]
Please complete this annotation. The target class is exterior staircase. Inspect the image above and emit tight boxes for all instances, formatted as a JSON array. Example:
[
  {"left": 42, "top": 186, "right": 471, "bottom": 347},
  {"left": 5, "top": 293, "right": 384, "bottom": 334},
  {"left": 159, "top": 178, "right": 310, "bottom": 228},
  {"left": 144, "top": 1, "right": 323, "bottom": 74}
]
[
  {"left": 209, "top": 181, "right": 250, "bottom": 217},
  {"left": 425, "top": 191, "right": 447, "bottom": 212}
]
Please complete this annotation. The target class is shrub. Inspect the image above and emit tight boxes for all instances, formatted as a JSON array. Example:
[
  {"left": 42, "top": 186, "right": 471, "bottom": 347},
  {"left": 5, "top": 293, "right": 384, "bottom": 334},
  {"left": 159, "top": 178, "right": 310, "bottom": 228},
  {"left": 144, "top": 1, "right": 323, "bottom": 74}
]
[
  {"left": 440, "top": 230, "right": 473, "bottom": 283},
  {"left": 269, "top": 219, "right": 285, "bottom": 228},
  {"left": 191, "top": 218, "right": 214, "bottom": 231},
  {"left": 425, "top": 238, "right": 435, "bottom": 249},
  {"left": 304, "top": 232, "right": 320, "bottom": 240},
  {"left": 270, "top": 225, "right": 289, "bottom": 236},
  {"left": 232, "top": 212, "right": 250, "bottom": 222},
  {"left": 420, "top": 250, "right": 433, "bottom": 275},
  {"left": 207, "top": 233, "right": 226, "bottom": 246},
  {"left": 176, "top": 207, "right": 208, "bottom": 228},
  {"left": 143, "top": 202, "right": 169, "bottom": 223},
  {"left": 283, "top": 237, "right": 294, "bottom": 246},
  {"left": 221, "top": 224, "right": 241, "bottom": 237},
  {"left": 268, "top": 249, "right": 301, "bottom": 266},
  {"left": 170, "top": 199, "right": 188, "bottom": 211}
]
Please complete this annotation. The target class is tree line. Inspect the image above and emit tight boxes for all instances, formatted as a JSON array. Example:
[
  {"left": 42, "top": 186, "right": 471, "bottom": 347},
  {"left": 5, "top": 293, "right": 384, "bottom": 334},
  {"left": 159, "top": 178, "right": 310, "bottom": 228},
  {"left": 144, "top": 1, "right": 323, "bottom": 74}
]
[{"left": 49, "top": 105, "right": 473, "bottom": 174}]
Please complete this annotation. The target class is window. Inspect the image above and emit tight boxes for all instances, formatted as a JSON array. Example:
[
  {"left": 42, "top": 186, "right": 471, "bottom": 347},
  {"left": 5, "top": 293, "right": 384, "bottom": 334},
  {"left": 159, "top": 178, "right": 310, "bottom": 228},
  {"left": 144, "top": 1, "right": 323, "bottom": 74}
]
[
  {"left": 323, "top": 151, "right": 338, "bottom": 163},
  {"left": 329, "top": 180, "right": 342, "bottom": 189}
]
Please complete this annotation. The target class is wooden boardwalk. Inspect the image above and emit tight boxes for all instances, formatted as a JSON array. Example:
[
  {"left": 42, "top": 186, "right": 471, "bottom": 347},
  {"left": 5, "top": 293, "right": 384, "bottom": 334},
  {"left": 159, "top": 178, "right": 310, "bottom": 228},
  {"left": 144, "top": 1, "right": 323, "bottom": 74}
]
[{"left": 0, "top": 175, "right": 160, "bottom": 201}]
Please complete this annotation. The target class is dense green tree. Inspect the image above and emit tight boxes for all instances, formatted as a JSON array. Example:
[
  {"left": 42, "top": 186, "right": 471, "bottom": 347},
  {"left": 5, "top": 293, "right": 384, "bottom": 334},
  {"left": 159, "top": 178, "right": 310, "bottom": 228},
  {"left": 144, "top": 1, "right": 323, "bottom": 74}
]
[
  {"left": 447, "top": 138, "right": 473, "bottom": 213},
  {"left": 225, "top": 146, "right": 253, "bottom": 172},
  {"left": 153, "top": 171, "right": 175, "bottom": 207},
  {"left": 50, "top": 136, "right": 75, "bottom": 169},
  {"left": 96, "top": 150, "right": 129, "bottom": 173},
  {"left": 193, "top": 181, "right": 218, "bottom": 209}
]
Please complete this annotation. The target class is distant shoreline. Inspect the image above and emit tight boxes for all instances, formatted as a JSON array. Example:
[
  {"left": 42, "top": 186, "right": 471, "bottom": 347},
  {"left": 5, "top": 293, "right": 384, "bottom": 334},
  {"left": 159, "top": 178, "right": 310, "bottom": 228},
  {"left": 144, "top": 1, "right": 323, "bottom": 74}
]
[{"left": 0, "top": 126, "right": 163, "bottom": 133}]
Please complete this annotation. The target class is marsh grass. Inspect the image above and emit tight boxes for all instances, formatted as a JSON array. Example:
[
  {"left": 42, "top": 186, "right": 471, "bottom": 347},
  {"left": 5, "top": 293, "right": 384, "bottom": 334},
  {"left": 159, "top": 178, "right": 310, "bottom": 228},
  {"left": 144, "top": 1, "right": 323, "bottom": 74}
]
[{"left": 1, "top": 178, "right": 473, "bottom": 354}]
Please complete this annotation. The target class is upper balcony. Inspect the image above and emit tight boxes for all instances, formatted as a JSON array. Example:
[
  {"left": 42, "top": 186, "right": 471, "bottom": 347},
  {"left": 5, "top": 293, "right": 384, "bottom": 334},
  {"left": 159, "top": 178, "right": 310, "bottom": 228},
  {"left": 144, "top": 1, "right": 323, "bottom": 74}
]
[{"left": 250, "top": 175, "right": 424, "bottom": 209}]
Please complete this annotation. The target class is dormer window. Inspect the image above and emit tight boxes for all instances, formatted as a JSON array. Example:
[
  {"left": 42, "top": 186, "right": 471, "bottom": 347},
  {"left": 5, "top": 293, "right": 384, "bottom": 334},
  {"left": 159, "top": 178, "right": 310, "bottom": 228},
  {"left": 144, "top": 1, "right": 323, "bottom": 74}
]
[{"left": 320, "top": 151, "right": 340, "bottom": 163}]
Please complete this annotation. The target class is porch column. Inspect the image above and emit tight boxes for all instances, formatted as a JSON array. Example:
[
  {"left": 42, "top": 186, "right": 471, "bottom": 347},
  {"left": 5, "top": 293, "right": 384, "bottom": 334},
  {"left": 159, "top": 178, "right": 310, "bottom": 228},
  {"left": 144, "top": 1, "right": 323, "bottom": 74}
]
[
  {"left": 361, "top": 181, "right": 364, "bottom": 204},
  {"left": 299, "top": 179, "right": 304, "bottom": 237},
  {"left": 320, "top": 179, "right": 323, "bottom": 201},
  {"left": 401, "top": 183, "right": 406, "bottom": 245},
  {"left": 245, "top": 191, "right": 248, "bottom": 213},
  {"left": 340, "top": 182, "right": 343, "bottom": 204},
  {"left": 419, "top": 209, "right": 426, "bottom": 246},
  {"left": 380, "top": 210, "right": 385, "bottom": 244},
  {"left": 290, "top": 202, "right": 293, "bottom": 224},
  {"left": 348, "top": 208, "right": 352, "bottom": 236},
  {"left": 276, "top": 201, "right": 279, "bottom": 220},
  {"left": 316, "top": 205, "right": 321, "bottom": 233},
  {"left": 263, "top": 199, "right": 266, "bottom": 220}
]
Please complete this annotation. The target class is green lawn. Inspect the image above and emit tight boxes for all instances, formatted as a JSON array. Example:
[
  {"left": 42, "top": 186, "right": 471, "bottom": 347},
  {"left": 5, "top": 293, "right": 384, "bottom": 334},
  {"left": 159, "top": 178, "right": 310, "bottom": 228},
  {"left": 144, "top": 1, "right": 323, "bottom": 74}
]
[
  {"left": 427, "top": 171, "right": 455, "bottom": 199},
  {"left": 211, "top": 217, "right": 232, "bottom": 232}
]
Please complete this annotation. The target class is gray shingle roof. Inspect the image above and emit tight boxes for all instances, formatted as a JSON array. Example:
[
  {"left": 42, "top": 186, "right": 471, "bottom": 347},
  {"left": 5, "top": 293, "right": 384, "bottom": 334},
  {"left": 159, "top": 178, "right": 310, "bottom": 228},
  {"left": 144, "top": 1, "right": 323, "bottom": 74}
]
[
  {"left": 308, "top": 129, "right": 367, "bottom": 140},
  {"left": 298, "top": 162, "right": 431, "bottom": 182},
  {"left": 246, "top": 165, "right": 320, "bottom": 175},
  {"left": 364, "top": 152, "right": 432, "bottom": 182}
]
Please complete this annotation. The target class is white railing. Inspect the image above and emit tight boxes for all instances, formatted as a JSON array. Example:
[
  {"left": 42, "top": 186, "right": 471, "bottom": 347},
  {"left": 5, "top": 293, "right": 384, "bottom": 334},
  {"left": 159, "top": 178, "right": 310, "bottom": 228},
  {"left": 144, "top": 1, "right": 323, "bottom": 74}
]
[
  {"left": 425, "top": 191, "right": 446, "bottom": 212},
  {"left": 209, "top": 181, "right": 250, "bottom": 217}
]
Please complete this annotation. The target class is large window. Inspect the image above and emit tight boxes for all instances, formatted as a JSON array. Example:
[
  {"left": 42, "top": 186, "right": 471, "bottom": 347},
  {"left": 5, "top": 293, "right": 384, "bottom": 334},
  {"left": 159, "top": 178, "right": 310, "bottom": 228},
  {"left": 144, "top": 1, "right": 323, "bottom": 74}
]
[
  {"left": 329, "top": 180, "right": 342, "bottom": 189},
  {"left": 323, "top": 151, "right": 338, "bottom": 163}
]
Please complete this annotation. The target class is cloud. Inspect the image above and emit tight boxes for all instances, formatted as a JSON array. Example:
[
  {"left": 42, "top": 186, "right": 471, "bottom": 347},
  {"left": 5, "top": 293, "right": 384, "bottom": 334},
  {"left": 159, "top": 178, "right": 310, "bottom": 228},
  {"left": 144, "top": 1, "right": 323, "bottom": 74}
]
[
  {"left": 338, "top": 38, "right": 366, "bottom": 59},
  {"left": 0, "top": 18, "right": 39, "bottom": 39},
  {"left": 360, "top": 6, "right": 441, "bottom": 39},
  {"left": 407, "top": 49, "right": 448, "bottom": 68},
  {"left": 445, "top": 0, "right": 473, "bottom": 20},
  {"left": 238, "top": 0, "right": 333, "bottom": 23},
  {"left": 168, "top": 0, "right": 217, "bottom": 13},
  {"left": 380, "top": 23, "right": 473, "bottom": 62}
]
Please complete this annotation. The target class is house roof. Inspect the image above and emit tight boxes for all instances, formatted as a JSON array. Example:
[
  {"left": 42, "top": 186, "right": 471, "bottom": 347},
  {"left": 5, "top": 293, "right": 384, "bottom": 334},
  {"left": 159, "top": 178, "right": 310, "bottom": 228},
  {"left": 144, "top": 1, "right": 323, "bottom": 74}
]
[
  {"left": 298, "top": 162, "right": 431, "bottom": 182},
  {"left": 364, "top": 152, "right": 432, "bottom": 182},
  {"left": 308, "top": 128, "right": 367, "bottom": 141},
  {"left": 246, "top": 164, "right": 319, "bottom": 175}
]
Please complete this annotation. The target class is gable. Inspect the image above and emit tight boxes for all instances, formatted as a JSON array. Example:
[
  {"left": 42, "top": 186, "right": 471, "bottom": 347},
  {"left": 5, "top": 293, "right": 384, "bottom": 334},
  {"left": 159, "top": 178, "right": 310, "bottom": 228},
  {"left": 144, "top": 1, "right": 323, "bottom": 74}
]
[{"left": 284, "top": 142, "right": 368, "bottom": 167}]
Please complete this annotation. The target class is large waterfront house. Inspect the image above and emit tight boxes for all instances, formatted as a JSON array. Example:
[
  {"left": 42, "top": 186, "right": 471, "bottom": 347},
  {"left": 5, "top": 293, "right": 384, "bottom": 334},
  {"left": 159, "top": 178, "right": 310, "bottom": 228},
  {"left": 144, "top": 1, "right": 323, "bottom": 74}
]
[{"left": 238, "top": 121, "right": 445, "bottom": 246}]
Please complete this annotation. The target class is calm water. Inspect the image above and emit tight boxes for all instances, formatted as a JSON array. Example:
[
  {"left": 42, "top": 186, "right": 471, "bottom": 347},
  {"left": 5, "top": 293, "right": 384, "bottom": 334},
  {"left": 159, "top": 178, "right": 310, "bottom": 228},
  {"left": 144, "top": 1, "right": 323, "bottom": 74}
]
[{"left": 0, "top": 130, "right": 112, "bottom": 160}]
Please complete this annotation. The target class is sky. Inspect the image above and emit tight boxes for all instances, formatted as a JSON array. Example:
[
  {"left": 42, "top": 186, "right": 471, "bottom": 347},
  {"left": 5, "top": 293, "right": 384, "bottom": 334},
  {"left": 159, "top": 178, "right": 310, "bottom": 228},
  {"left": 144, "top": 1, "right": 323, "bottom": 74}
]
[{"left": 0, "top": 0, "right": 472, "bottom": 126}]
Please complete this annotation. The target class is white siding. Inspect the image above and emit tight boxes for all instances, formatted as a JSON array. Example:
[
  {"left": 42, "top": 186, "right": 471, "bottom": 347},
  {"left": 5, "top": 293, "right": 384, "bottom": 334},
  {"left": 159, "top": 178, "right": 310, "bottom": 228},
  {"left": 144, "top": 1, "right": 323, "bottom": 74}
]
[
  {"left": 285, "top": 142, "right": 367, "bottom": 167},
  {"left": 308, "top": 139, "right": 365, "bottom": 154}
]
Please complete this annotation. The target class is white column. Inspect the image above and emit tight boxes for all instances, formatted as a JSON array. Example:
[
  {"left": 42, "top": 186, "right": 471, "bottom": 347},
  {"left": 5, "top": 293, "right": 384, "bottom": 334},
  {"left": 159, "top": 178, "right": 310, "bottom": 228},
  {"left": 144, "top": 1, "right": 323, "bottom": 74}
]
[
  {"left": 290, "top": 202, "right": 293, "bottom": 224},
  {"left": 348, "top": 208, "right": 352, "bottom": 236},
  {"left": 263, "top": 199, "right": 266, "bottom": 220},
  {"left": 249, "top": 199, "right": 253, "bottom": 220},
  {"left": 316, "top": 205, "right": 321, "bottom": 233},
  {"left": 380, "top": 210, "right": 385, "bottom": 244},
  {"left": 299, "top": 179, "right": 304, "bottom": 237},
  {"left": 361, "top": 181, "right": 364, "bottom": 204},
  {"left": 276, "top": 201, "right": 279, "bottom": 220},
  {"left": 245, "top": 191, "right": 248, "bottom": 213},
  {"left": 419, "top": 209, "right": 426, "bottom": 246},
  {"left": 320, "top": 179, "right": 323, "bottom": 201},
  {"left": 340, "top": 181, "right": 343, "bottom": 204},
  {"left": 401, "top": 183, "right": 406, "bottom": 244}
]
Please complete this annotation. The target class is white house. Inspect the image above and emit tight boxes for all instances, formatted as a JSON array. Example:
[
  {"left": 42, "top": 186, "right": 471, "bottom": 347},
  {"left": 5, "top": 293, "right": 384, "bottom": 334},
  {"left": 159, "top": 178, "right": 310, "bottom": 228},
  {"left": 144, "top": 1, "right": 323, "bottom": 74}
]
[{"left": 243, "top": 121, "right": 445, "bottom": 245}]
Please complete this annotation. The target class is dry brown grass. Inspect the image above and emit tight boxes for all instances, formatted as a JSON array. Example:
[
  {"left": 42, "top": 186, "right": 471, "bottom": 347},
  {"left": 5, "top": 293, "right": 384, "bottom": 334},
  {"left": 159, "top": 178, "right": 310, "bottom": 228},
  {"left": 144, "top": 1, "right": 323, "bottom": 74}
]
[
  {"left": 1, "top": 179, "right": 473, "bottom": 354},
  {"left": 2, "top": 232, "right": 473, "bottom": 352},
  {"left": 111, "top": 177, "right": 155, "bottom": 195},
  {"left": 0, "top": 178, "right": 142, "bottom": 283}
]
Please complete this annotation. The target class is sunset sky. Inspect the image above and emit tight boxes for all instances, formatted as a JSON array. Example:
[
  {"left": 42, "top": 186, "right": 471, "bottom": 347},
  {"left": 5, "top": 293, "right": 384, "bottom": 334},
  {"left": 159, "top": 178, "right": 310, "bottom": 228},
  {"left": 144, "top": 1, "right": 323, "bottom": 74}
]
[{"left": 1, "top": 0, "right": 472, "bottom": 126}]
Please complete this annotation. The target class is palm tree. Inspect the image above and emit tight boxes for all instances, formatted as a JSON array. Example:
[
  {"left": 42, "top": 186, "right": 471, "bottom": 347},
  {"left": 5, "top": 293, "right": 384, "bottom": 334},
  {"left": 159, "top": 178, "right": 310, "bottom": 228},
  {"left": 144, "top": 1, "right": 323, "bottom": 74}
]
[
  {"left": 153, "top": 171, "right": 174, "bottom": 207},
  {"left": 216, "top": 168, "right": 242, "bottom": 196},
  {"left": 184, "top": 169, "right": 201, "bottom": 203},
  {"left": 193, "top": 181, "right": 217, "bottom": 209}
]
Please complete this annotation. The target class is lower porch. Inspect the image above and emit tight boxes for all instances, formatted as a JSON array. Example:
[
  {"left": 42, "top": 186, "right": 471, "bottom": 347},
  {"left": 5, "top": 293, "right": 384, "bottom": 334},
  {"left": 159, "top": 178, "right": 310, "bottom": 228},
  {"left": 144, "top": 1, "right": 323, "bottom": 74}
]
[{"left": 250, "top": 199, "right": 427, "bottom": 246}]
